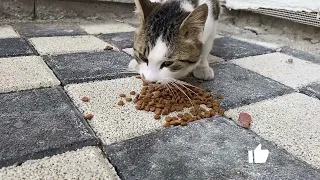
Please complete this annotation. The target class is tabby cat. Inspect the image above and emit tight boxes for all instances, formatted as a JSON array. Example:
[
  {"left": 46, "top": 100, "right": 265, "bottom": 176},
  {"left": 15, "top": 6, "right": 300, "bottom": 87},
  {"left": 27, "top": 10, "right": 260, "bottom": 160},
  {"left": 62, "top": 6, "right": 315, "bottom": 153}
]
[{"left": 129, "top": 0, "right": 220, "bottom": 82}]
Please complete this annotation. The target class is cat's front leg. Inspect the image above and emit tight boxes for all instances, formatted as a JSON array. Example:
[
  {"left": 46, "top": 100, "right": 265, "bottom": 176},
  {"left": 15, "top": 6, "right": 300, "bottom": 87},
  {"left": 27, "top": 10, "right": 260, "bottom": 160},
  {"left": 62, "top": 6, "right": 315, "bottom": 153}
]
[
  {"left": 192, "top": 35, "right": 215, "bottom": 80},
  {"left": 128, "top": 59, "right": 140, "bottom": 72}
]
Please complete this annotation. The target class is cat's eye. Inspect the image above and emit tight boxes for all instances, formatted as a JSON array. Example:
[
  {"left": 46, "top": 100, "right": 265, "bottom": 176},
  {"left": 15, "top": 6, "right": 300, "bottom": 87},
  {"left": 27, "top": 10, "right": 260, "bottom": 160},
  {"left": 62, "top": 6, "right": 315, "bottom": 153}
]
[{"left": 160, "top": 61, "right": 174, "bottom": 69}]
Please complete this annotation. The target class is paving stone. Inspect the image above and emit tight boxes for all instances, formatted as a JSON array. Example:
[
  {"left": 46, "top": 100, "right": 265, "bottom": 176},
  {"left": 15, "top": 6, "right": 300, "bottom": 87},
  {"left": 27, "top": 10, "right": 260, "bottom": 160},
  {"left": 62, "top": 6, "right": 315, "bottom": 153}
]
[
  {"left": 230, "top": 36, "right": 281, "bottom": 50},
  {"left": 226, "top": 93, "right": 320, "bottom": 169},
  {"left": 281, "top": 46, "right": 320, "bottom": 64},
  {"left": 0, "top": 56, "right": 60, "bottom": 93},
  {"left": 13, "top": 24, "right": 87, "bottom": 37},
  {"left": 0, "top": 38, "right": 35, "bottom": 58},
  {"left": 28, "top": 35, "right": 111, "bottom": 55},
  {"left": 80, "top": 23, "right": 136, "bottom": 34},
  {"left": 105, "top": 117, "right": 320, "bottom": 180},
  {"left": 185, "top": 63, "right": 293, "bottom": 110},
  {"left": 231, "top": 53, "right": 320, "bottom": 89},
  {"left": 122, "top": 48, "right": 133, "bottom": 56},
  {"left": 0, "top": 26, "right": 19, "bottom": 39},
  {"left": 44, "top": 51, "right": 136, "bottom": 85},
  {"left": 97, "top": 32, "right": 134, "bottom": 50},
  {"left": 0, "top": 87, "right": 98, "bottom": 168},
  {"left": 64, "top": 77, "right": 163, "bottom": 145},
  {"left": 211, "top": 36, "right": 274, "bottom": 60},
  {"left": 0, "top": 147, "right": 120, "bottom": 180},
  {"left": 300, "top": 82, "right": 320, "bottom": 100}
]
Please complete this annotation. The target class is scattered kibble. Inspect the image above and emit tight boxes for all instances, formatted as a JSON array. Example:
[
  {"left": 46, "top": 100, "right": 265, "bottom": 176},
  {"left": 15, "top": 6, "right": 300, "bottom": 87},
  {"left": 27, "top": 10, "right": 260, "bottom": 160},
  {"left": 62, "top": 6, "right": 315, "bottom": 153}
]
[
  {"left": 116, "top": 77, "right": 225, "bottom": 128},
  {"left": 84, "top": 113, "right": 94, "bottom": 120},
  {"left": 117, "top": 100, "right": 125, "bottom": 106},
  {"left": 125, "top": 97, "right": 132, "bottom": 102},
  {"left": 81, "top": 96, "right": 89, "bottom": 102}
]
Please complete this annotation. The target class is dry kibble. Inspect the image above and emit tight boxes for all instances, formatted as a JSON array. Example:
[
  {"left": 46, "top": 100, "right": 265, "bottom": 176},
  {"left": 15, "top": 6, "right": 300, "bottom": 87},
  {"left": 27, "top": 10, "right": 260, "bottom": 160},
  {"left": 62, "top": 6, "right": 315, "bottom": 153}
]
[
  {"left": 117, "top": 76, "right": 225, "bottom": 127},
  {"left": 130, "top": 91, "right": 136, "bottom": 95},
  {"left": 84, "top": 113, "right": 94, "bottom": 120},
  {"left": 117, "top": 100, "right": 125, "bottom": 106},
  {"left": 81, "top": 96, "right": 89, "bottom": 102},
  {"left": 125, "top": 97, "right": 132, "bottom": 102}
]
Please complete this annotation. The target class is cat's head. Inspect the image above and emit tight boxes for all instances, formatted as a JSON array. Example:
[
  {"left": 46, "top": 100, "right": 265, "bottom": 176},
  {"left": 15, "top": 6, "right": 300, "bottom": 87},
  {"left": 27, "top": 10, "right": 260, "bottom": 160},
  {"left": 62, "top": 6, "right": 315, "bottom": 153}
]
[{"left": 133, "top": 0, "right": 208, "bottom": 82}]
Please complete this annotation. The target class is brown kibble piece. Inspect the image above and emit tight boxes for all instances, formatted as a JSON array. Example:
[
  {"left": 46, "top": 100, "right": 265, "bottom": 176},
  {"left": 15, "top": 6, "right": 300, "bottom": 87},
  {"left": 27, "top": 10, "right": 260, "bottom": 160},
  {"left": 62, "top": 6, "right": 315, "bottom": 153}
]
[
  {"left": 217, "top": 94, "right": 223, "bottom": 99},
  {"left": 165, "top": 117, "right": 172, "bottom": 122},
  {"left": 181, "top": 121, "right": 188, "bottom": 126},
  {"left": 125, "top": 97, "right": 132, "bottom": 102},
  {"left": 130, "top": 91, "right": 136, "bottom": 95},
  {"left": 119, "top": 93, "right": 126, "bottom": 98},
  {"left": 164, "top": 122, "right": 170, "bottom": 128},
  {"left": 81, "top": 96, "right": 89, "bottom": 102},
  {"left": 117, "top": 100, "right": 125, "bottom": 106},
  {"left": 237, "top": 112, "right": 252, "bottom": 129},
  {"left": 154, "top": 114, "right": 161, "bottom": 120},
  {"left": 84, "top": 113, "right": 94, "bottom": 120}
]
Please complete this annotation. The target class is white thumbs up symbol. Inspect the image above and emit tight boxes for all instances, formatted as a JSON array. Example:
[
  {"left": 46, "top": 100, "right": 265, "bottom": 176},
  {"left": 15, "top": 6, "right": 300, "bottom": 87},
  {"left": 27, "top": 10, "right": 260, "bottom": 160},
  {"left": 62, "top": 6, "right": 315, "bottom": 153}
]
[{"left": 248, "top": 144, "right": 269, "bottom": 163}]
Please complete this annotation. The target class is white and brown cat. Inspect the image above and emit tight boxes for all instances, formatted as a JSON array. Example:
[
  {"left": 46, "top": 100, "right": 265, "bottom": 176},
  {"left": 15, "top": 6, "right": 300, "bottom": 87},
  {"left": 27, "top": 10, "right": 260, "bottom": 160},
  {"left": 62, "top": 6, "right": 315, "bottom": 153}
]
[{"left": 129, "top": 0, "right": 220, "bottom": 82}]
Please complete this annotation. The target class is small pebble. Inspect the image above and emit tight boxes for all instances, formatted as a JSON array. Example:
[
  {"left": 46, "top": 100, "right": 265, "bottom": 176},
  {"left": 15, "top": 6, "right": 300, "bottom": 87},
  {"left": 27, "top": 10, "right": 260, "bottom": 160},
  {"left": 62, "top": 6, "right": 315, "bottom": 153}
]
[{"left": 287, "top": 58, "right": 293, "bottom": 64}]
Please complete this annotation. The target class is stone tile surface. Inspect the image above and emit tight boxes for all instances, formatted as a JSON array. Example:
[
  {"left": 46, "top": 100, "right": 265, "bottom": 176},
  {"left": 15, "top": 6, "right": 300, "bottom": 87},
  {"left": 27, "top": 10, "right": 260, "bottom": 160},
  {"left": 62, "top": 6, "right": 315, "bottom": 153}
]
[
  {"left": 0, "top": 147, "right": 120, "bottom": 180},
  {"left": 65, "top": 77, "right": 164, "bottom": 145},
  {"left": 300, "top": 82, "right": 320, "bottom": 99},
  {"left": 281, "top": 46, "right": 320, "bottom": 64},
  {"left": 13, "top": 24, "right": 87, "bottom": 37},
  {"left": 226, "top": 93, "right": 320, "bottom": 168},
  {"left": 0, "top": 87, "right": 98, "bottom": 168},
  {"left": 80, "top": 23, "right": 136, "bottom": 34},
  {"left": 231, "top": 36, "right": 281, "bottom": 50},
  {"left": 122, "top": 48, "right": 133, "bottom": 56},
  {"left": 29, "top": 35, "right": 111, "bottom": 55},
  {"left": 44, "top": 51, "right": 135, "bottom": 85},
  {"left": 105, "top": 117, "right": 320, "bottom": 180},
  {"left": 97, "top": 32, "right": 134, "bottom": 49},
  {"left": 186, "top": 63, "right": 293, "bottom": 110},
  {"left": 212, "top": 37, "right": 274, "bottom": 60},
  {"left": 0, "top": 26, "right": 19, "bottom": 39},
  {"left": 0, "top": 56, "right": 60, "bottom": 93},
  {"left": 0, "top": 38, "right": 35, "bottom": 58},
  {"left": 232, "top": 53, "right": 320, "bottom": 89}
]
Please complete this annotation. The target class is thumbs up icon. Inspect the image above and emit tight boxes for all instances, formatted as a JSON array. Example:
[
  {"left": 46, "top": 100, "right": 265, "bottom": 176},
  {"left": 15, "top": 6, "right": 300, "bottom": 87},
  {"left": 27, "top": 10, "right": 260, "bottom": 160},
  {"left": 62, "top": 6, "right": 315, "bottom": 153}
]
[{"left": 248, "top": 144, "right": 269, "bottom": 163}]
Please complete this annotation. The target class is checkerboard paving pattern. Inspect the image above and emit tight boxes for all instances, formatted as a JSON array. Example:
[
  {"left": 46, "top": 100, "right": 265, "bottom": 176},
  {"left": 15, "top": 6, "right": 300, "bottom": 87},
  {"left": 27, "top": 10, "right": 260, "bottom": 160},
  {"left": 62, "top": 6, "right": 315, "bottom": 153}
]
[{"left": 1, "top": 23, "right": 320, "bottom": 179}]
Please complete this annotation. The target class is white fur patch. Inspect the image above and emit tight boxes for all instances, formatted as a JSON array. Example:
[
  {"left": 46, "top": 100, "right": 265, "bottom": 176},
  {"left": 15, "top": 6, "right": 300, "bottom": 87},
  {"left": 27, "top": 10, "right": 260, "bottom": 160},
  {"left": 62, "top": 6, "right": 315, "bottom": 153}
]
[{"left": 180, "top": 2, "right": 194, "bottom": 12}]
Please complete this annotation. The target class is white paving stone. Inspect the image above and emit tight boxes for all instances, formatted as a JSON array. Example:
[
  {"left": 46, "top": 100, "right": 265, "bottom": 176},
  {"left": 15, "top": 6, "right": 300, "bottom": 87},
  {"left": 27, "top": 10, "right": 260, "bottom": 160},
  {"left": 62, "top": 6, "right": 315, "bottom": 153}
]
[
  {"left": 65, "top": 77, "right": 165, "bottom": 145},
  {"left": 29, "top": 35, "right": 112, "bottom": 55},
  {"left": 225, "top": 93, "right": 320, "bottom": 168},
  {"left": 122, "top": 48, "right": 133, "bottom": 56},
  {"left": 231, "top": 53, "right": 320, "bottom": 89},
  {"left": 0, "top": 56, "right": 60, "bottom": 93},
  {"left": 80, "top": 23, "right": 136, "bottom": 34},
  {"left": 0, "top": 146, "right": 120, "bottom": 180},
  {"left": 0, "top": 26, "right": 19, "bottom": 39}
]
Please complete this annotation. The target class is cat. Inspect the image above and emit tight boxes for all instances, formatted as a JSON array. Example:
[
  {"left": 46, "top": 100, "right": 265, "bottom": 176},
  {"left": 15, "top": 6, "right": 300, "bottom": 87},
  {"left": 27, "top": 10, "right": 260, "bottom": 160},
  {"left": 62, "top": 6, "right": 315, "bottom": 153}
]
[{"left": 128, "top": 0, "right": 220, "bottom": 82}]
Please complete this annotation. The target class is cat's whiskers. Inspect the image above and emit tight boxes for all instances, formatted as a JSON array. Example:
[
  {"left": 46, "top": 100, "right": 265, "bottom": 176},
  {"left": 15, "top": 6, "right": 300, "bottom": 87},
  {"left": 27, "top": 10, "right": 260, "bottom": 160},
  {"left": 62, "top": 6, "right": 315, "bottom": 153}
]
[
  {"left": 169, "top": 78, "right": 202, "bottom": 100},
  {"left": 169, "top": 81, "right": 195, "bottom": 108}
]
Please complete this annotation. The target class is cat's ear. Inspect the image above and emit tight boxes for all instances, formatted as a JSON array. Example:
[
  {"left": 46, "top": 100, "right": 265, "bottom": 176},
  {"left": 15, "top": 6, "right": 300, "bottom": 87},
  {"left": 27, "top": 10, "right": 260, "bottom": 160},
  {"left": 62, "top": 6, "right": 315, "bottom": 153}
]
[
  {"left": 179, "top": 4, "right": 208, "bottom": 38},
  {"left": 134, "top": 0, "right": 158, "bottom": 21}
]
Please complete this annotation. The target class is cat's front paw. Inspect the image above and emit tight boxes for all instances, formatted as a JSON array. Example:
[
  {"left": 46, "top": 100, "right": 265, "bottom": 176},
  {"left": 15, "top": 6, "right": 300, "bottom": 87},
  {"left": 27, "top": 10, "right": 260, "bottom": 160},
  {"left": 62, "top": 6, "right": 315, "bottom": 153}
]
[
  {"left": 192, "top": 66, "right": 214, "bottom": 80},
  {"left": 128, "top": 59, "right": 139, "bottom": 71}
]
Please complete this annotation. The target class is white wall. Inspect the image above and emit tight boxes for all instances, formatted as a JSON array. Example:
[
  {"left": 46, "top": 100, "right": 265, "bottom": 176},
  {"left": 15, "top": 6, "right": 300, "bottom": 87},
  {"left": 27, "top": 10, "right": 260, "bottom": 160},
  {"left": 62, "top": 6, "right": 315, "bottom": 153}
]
[{"left": 225, "top": 0, "right": 320, "bottom": 12}]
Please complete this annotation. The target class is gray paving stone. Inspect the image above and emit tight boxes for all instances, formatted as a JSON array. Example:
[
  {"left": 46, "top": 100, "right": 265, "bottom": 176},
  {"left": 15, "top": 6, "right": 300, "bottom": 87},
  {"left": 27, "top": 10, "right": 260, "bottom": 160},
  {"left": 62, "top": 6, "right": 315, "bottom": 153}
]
[
  {"left": 300, "top": 82, "right": 320, "bottom": 100},
  {"left": 44, "top": 51, "right": 137, "bottom": 85},
  {"left": 97, "top": 32, "right": 134, "bottom": 49},
  {"left": 211, "top": 37, "right": 274, "bottom": 60},
  {"left": 0, "top": 38, "right": 35, "bottom": 58},
  {"left": 0, "top": 87, "right": 98, "bottom": 168},
  {"left": 105, "top": 117, "right": 320, "bottom": 180},
  {"left": 186, "top": 63, "right": 293, "bottom": 109},
  {"left": 13, "top": 24, "right": 87, "bottom": 37},
  {"left": 281, "top": 46, "right": 320, "bottom": 64}
]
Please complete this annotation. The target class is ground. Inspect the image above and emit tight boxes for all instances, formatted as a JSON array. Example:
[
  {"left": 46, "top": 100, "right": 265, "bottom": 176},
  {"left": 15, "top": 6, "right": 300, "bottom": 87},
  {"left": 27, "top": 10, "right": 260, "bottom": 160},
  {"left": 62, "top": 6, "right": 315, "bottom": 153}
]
[{"left": 0, "top": 21, "right": 320, "bottom": 179}]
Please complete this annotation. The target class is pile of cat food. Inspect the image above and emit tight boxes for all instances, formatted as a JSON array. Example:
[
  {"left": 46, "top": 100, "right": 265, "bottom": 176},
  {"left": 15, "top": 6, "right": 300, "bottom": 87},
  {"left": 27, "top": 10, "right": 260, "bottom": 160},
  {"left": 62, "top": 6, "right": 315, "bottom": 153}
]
[{"left": 117, "top": 76, "right": 224, "bottom": 128}]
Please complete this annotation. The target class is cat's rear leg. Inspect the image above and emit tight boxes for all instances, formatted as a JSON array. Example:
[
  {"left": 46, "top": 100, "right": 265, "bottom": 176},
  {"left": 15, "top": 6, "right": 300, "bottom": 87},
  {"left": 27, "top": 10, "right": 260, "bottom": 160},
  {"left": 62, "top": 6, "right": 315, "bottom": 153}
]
[{"left": 192, "top": 34, "right": 215, "bottom": 80}]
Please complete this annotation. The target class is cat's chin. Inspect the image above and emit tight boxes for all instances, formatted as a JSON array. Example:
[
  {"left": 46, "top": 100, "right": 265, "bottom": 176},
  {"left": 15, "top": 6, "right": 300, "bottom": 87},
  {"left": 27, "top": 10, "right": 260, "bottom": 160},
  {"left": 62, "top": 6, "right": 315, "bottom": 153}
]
[{"left": 128, "top": 59, "right": 140, "bottom": 72}]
